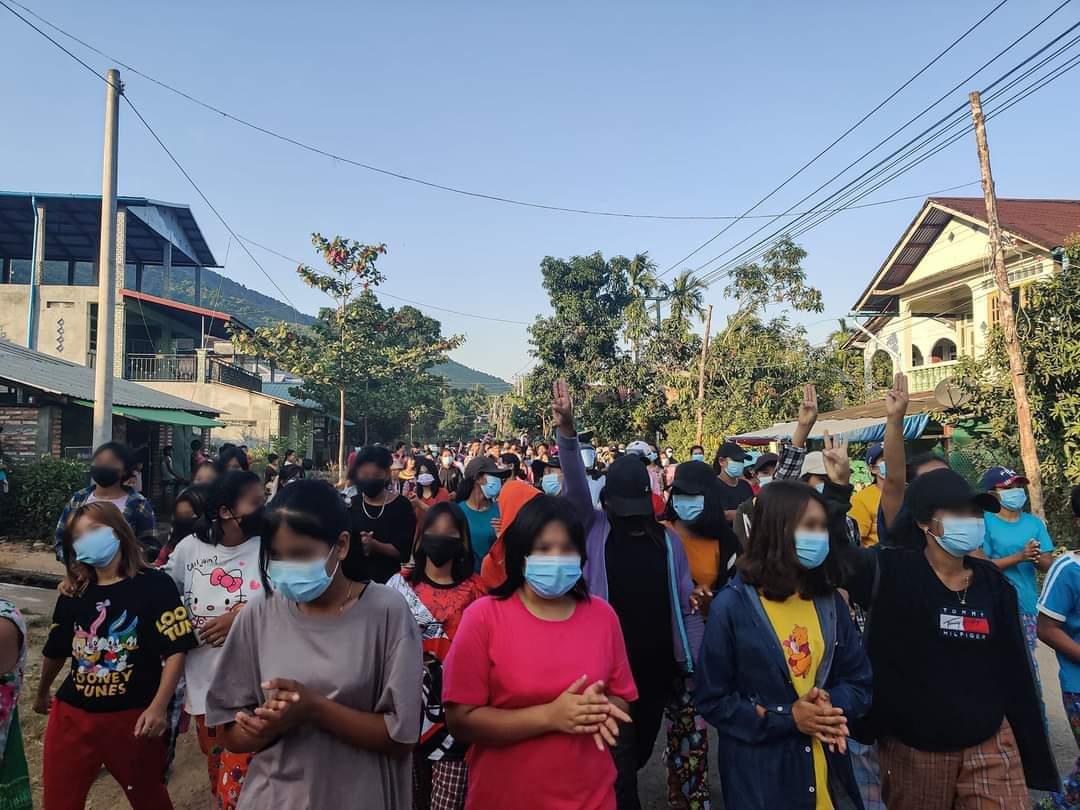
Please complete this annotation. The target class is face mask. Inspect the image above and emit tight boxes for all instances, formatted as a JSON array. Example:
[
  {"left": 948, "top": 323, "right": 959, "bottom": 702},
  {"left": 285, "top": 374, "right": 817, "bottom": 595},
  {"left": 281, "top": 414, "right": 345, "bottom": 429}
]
[
  {"left": 268, "top": 551, "right": 338, "bottom": 603},
  {"left": 665, "top": 450, "right": 673, "bottom": 459},
  {"left": 647, "top": 451, "right": 658, "bottom": 463},
  {"left": 725, "top": 461, "right": 745, "bottom": 478},
  {"left": 90, "top": 466, "right": 121, "bottom": 488},
  {"left": 672, "top": 494, "right": 705, "bottom": 523},
  {"left": 441, "top": 456, "right": 453, "bottom": 468},
  {"left": 581, "top": 448, "right": 597, "bottom": 469},
  {"left": 541, "top": 473, "right": 563, "bottom": 496},
  {"left": 417, "top": 473, "right": 436, "bottom": 487},
  {"left": 930, "top": 517, "right": 986, "bottom": 558},
  {"left": 998, "top": 488, "right": 1028, "bottom": 511},
  {"left": 238, "top": 509, "right": 264, "bottom": 540},
  {"left": 691, "top": 453, "right": 706, "bottom": 463},
  {"left": 524, "top": 554, "right": 582, "bottom": 599},
  {"left": 171, "top": 517, "right": 198, "bottom": 544},
  {"left": 877, "top": 461, "right": 887, "bottom": 479},
  {"left": 814, "top": 482, "right": 825, "bottom": 494},
  {"left": 480, "top": 476, "right": 502, "bottom": 500},
  {"left": 73, "top": 526, "right": 121, "bottom": 567},
  {"left": 356, "top": 478, "right": 387, "bottom": 498},
  {"left": 757, "top": 475, "right": 773, "bottom": 488},
  {"left": 794, "top": 530, "right": 830, "bottom": 569},
  {"left": 421, "top": 534, "right": 461, "bottom": 567}
]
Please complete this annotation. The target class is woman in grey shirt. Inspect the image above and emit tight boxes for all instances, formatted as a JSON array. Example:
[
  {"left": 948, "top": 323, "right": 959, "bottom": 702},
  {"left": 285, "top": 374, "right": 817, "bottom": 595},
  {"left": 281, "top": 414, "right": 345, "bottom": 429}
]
[{"left": 206, "top": 479, "right": 423, "bottom": 809}]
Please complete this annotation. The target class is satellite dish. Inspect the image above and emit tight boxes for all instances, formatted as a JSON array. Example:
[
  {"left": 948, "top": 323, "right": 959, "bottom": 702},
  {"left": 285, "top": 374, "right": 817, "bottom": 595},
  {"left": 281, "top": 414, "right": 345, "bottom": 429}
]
[{"left": 934, "top": 378, "right": 971, "bottom": 410}]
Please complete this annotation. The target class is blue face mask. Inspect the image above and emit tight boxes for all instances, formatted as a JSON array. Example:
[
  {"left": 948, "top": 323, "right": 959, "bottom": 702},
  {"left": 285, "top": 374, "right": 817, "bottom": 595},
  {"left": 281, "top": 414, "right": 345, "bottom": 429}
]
[
  {"left": 73, "top": 526, "right": 120, "bottom": 567},
  {"left": 757, "top": 475, "right": 774, "bottom": 488},
  {"left": 541, "top": 473, "right": 563, "bottom": 496},
  {"left": 814, "top": 482, "right": 825, "bottom": 494},
  {"left": 481, "top": 476, "right": 503, "bottom": 500},
  {"left": 998, "top": 487, "right": 1028, "bottom": 511},
  {"left": 930, "top": 517, "right": 986, "bottom": 558},
  {"left": 794, "top": 529, "right": 830, "bottom": 569},
  {"left": 691, "top": 453, "right": 706, "bottom": 463},
  {"left": 725, "top": 460, "right": 745, "bottom": 478},
  {"left": 268, "top": 551, "right": 338, "bottom": 603},
  {"left": 581, "top": 448, "right": 597, "bottom": 469},
  {"left": 647, "top": 451, "right": 658, "bottom": 463},
  {"left": 524, "top": 554, "right": 582, "bottom": 599},
  {"left": 672, "top": 494, "right": 705, "bottom": 523},
  {"left": 877, "top": 460, "right": 887, "bottom": 479}
]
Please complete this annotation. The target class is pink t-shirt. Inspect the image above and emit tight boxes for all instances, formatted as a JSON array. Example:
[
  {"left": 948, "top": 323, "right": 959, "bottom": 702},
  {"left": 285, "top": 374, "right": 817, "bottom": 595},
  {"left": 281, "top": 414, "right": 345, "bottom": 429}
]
[{"left": 443, "top": 593, "right": 637, "bottom": 810}]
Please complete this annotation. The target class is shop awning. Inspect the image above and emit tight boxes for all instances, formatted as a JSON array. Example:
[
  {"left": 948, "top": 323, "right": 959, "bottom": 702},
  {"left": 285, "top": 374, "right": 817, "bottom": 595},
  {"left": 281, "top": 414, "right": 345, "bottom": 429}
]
[
  {"left": 730, "top": 412, "right": 931, "bottom": 446},
  {"left": 74, "top": 399, "right": 223, "bottom": 428}
]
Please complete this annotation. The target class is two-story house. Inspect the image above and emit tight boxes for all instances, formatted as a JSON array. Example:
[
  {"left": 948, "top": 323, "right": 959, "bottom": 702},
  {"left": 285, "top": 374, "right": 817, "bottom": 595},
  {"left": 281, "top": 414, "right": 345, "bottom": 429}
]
[{"left": 846, "top": 196, "right": 1078, "bottom": 393}]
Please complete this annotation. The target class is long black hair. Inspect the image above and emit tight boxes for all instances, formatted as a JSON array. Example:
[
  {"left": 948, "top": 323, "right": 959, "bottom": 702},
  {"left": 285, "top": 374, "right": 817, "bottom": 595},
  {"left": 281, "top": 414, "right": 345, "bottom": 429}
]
[
  {"left": 415, "top": 457, "right": 443, "bottom": 498},
  {"left": 738, "top": 480, "right": 842, "bottom": 600},
  {"left": 168, "top": 483, "right": 210, "bottom": 548},
  {"left": 489, "top": 495, "right": 589, "bottom": 601},
  {"left": 454, "top": 473, "right": 479, "bottom": 503},
  {"left": 406, "top": 501, "right": 473, "bottom": 585},
  {"left": 261, "top": 479, "right": 350, "bottom": 591},
  {"left": 196, "top": 470, "right": 261, "bottom": 544}
]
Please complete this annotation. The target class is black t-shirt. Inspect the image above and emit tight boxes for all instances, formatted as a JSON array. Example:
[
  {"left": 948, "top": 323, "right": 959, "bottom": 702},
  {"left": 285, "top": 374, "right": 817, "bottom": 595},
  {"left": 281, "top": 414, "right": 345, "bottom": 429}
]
[
  {"left": 345, "top": 494, "right": 418, "bottom": 584},
  {"left": 716, "top": 478, "right": 754, "bottom": 522},
  {"left": 861, "top": 549, "right": 1010, "bottom": 750},
  {"left": 605, "top": 526, "right": 675, "bottom": 694},
  {"left": 43, "top": 569, "right": 196, "bottom": 713}
]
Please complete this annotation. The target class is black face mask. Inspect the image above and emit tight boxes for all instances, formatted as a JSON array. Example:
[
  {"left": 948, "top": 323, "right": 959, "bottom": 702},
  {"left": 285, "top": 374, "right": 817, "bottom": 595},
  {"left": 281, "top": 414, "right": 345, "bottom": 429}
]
[
  {"left": 90, "top": 466, "right": 121, "bottom": 488},
  {"left": 171, "top": 517, "right": 198, "bottom": 544},
  {"left": 356, "top": 478, "right": 387, "bottom": 498},
  {"left": 233, "top": 509, "right": 264, "bottom": 540},
  {"left": 421, "top": 534, "right": 462, "bottom": 567}
]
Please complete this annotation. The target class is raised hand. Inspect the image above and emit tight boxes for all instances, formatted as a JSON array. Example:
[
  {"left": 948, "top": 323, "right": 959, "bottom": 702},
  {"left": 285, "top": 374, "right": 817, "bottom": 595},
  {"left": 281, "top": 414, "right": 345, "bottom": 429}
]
[
  {"left": 797, "top": 384, "right": 819, "bottom": 428},
  {"left": 884, "top": 372, "right": 909, "bottom": 420},
  {"left": 821, "top": 431, "right": 851, "bottom": 487},
  {"left": 551, "top": 379, "right": 576, "bottom": 438}
]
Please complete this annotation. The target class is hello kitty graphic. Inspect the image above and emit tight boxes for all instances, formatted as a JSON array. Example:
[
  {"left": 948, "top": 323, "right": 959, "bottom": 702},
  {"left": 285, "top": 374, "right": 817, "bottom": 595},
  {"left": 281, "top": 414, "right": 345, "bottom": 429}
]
[{"left": 184, "top": 564, "right": 255, "bottom": 639}]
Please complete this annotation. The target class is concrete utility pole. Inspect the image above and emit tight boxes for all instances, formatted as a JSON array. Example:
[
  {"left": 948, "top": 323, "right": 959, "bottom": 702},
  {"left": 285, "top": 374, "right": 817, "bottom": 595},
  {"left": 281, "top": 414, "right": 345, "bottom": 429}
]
[
  {"left": 969, "top": 90, "right": 1045, "bottom": 517},
  {"left": 92, "top": 69, "right": 121, "bottom": 449},
  {"left": 695, "top": 305, "right": 713, "bottom": 446}
]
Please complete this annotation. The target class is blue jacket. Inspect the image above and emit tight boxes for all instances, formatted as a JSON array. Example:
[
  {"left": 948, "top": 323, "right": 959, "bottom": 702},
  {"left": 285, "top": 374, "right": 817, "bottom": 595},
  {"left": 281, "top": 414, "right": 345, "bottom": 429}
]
[{"left": 695, "top": 575, "right": 872, "bottom": 810}]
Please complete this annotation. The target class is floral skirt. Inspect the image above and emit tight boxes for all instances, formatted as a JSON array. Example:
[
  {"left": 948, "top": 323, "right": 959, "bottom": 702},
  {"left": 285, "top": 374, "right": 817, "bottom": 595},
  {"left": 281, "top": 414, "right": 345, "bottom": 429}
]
[{"left": 664, "top": 681, "right": 711, "bottom": 810}]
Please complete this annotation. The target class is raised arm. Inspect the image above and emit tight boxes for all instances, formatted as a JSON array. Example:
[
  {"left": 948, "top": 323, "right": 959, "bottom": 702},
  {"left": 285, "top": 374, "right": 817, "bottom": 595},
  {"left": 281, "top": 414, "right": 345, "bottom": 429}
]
[
  {"left": 551, "top": 379, "right": 596, "bottom": 526},
  {"left": 879, "top": 373, "right": 909, "bottom": 531}
]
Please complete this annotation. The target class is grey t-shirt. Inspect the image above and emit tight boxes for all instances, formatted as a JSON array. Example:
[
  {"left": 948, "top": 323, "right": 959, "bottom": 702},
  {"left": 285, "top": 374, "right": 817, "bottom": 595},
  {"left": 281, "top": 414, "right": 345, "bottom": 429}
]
[{"left": 205, "top": 583, "right": 423, "bottom": 809}]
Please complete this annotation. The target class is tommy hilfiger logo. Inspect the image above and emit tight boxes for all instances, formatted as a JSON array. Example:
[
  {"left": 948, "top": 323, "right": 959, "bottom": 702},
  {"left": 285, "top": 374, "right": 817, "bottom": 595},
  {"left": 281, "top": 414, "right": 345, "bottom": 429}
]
[{"left": 939, "top": 606, "right": 990, "bottom": 640}]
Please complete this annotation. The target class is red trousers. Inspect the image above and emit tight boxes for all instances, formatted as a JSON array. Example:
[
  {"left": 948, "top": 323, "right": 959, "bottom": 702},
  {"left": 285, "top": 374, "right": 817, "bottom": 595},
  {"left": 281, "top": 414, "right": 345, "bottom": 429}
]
[
  {"left": 194, "top": 715, "right": 252, "bottom": 810},
  {"left": 43, "top": 699, "right": 174, "bottom": 810}
]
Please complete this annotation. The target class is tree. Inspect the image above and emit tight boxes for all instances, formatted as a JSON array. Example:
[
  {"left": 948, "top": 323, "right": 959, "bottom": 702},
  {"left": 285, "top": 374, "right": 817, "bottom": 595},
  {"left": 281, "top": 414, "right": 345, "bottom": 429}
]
[
  {"left": 663, "top": 270, "right": 707, "bottom": 335},
  {"left": 231, "top": 235, "right": 462, "bottom": 467},
  {"left": 436, "top": 387, "right": 490, "bottom": 440},
  {"left": 623, "top": 252, "right": 658, "bottom": 362}
]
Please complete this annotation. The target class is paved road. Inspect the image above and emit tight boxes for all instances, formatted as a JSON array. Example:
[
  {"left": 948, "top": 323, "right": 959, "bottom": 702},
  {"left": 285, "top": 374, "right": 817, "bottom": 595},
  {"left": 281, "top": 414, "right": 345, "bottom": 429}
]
[{"left": 1, "top": 582, "right": 1073, "bottom": 807}]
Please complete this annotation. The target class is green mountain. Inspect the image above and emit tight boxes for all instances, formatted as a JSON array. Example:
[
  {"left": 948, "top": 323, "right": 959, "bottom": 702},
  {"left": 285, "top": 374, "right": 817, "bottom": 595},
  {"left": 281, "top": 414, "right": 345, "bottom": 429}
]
[{"left": 137, "top": 266, "right": 510, "bottom": 392}]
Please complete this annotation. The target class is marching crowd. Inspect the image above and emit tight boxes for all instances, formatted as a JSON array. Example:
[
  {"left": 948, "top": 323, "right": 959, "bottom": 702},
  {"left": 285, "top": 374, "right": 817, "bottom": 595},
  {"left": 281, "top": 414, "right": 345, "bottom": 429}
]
[{"left": 0, "top": 373, "right": 1077, "bottom": 809}]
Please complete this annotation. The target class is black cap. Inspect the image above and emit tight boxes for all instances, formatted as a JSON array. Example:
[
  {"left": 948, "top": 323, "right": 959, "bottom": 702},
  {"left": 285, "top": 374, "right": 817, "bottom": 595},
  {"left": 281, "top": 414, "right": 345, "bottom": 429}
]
[
  {"left": 752, "top": 452, "right": 779, "bottom": 473},
  {"left": 672, "top": 461, "right": 715, "bottom": 496},
  {"left": 717, "top": 441, "right": 749, "bottom": 462},
  {"left": 464, "top": 456, "right": 512, "bottom": 480},
  {"left": 907, "top": 468, "right": 1000, "bottom": 523},
  {"left": 577, "top": 430, "right": 594, "bottom": 445},
  {"left": 603, "top": 455, "right": 654, "bottom": 517},
  {"left": 545, "top": 455, "right": 561, "bottom": 469}
]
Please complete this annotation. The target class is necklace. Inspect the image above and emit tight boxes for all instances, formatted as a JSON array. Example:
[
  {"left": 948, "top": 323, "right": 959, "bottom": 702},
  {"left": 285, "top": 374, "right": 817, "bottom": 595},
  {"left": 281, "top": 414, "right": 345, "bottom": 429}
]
[
  {"left": 361, "top": 497, "right": 386, "bottom": 520},
  {"left": 339, "top": 582, "right": 357, "bottom": 613},
  {"left": 957, "top": 570, "right": 972, "bottom": 605}
]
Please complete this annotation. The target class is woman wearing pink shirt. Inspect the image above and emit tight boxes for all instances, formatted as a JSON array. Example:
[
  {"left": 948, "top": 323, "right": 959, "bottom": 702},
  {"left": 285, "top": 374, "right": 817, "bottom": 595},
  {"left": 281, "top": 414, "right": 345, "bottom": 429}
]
[{"left": 444, "top": 496, "right": 636, "bottom": 810}]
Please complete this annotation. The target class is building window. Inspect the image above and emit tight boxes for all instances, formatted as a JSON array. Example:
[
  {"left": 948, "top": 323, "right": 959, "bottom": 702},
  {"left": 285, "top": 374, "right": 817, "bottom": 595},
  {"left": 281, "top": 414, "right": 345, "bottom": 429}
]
[
  {"left": 88, "top": 303, "right": 98, "bottom": 355},
  {"left": 931, "top": 338, "right": 957, "bottom": 363},
  {"left": 43, "top": 261, "right": 70, "bottom": 284},
  {"left": 911, "top": 346, "right": 924, "bottom": 367},
  {"left": 10, "top": 260, "right": 30, "bottom": 284},
  {"left": 73, "top": 262, "right": 96, "bottom": 285}
]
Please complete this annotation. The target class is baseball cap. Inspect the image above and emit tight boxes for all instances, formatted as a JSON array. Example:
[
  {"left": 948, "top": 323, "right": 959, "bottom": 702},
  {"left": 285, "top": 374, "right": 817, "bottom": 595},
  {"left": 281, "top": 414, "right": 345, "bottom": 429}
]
[
  {"left": 980, "top": 465, "right": 1030, "bottom": 491},
  {"left": 909, "top": 468, "right": 1000, "bottom": 522},
  {"left": 602, "top": 456, "right": 654, "bottom": 517},
  {"left": 672, "top": 461, "right": 715, "bottom": 496},
  {"left": 625, "top": 440, "right": 653, "bottom": 457},
  {"left": 801, "top": 451, "right": 827, "bottom": 477},
  {"left": 464, "top": 456, "right": 512, "bottom": 480},
  {"left": 717, "top": 441, "right": 749, "bottom": 462},
  {"left": 752, "top": 452, "right": 779, "bottom": 474},
  {"left": 865, "top": 443, "right": 884, "bottom": 465}
]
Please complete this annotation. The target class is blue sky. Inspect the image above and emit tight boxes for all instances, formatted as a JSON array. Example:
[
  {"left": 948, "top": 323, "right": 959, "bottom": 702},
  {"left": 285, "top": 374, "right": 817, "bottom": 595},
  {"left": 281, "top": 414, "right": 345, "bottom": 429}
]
[{"left": 3, "top": 0, "right": 1079, "bottom": 380}]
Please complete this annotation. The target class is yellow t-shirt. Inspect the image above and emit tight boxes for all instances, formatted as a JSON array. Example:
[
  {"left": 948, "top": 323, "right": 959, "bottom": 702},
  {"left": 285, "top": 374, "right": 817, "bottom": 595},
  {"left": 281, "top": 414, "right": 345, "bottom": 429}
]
[
  {"left": 760, "top": 593, "right": 833, "bottom": 810},
  {"left": 848, "top": 483, "right": 881, "bottom": 547}
]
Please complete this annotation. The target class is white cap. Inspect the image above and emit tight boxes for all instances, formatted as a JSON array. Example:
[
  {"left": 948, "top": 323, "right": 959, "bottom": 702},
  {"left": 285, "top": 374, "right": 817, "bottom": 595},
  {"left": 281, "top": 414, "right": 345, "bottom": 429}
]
[
  {"left": 801, "top": 451, "right": 827, "bottom": 477},
  {"left": 625, "top": 440, "right": 653, "bottom": 457}
]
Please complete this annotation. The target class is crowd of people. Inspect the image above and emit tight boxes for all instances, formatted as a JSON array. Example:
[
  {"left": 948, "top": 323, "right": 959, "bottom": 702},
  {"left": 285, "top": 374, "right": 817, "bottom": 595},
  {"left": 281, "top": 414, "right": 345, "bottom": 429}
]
[{"left": 0, "top": 373, "right": 1077, "bottom": 809}]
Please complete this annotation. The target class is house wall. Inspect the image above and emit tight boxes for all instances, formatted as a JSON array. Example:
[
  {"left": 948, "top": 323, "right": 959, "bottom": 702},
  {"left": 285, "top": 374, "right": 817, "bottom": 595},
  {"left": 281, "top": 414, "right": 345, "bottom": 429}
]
[
  {"left": 0, "top": 287, "right": 32, "bottom": 346},
  {"left": 904, "top": 218, "right": 987, "bottom": 284},
  {"left": 138, "top": 379, "right": 290, "bottom": 449}
]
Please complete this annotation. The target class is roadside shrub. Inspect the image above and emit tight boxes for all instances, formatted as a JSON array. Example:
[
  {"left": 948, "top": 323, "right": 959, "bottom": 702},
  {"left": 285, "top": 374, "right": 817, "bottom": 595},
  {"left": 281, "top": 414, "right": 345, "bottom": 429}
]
[{"left": 0, "top": 456, "right": 89, "bottom": 542}]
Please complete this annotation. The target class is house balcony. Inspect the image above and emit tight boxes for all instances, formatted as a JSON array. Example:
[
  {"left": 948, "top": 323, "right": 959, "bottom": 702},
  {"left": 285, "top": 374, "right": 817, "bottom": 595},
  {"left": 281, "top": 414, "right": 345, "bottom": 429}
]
[
  {"left": 89, "top": 350, "right": 263, "bottom": 393},
  {"left": 908, "top": 359, "right": 960, "bottom": 393}
]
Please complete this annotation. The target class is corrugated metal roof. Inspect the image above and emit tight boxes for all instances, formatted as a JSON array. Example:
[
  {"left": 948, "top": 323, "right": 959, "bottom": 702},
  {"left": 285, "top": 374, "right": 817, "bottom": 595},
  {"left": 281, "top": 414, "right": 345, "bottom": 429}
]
[
  {"left": 0, "top": 339, "right": 220, "bottom": 415},
  {"left": 260, "top": 382, "right": 323, "bottom": 410}
]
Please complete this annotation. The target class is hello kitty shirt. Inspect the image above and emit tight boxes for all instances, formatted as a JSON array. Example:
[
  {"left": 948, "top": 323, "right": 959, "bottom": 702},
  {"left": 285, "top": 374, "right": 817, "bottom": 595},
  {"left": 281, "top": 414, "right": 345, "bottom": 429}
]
[
  {"left": 163, "top": 534, "right": 263, "bottom": 715},
  {"left": 43, "top": 569, "right": 196, "bottom": 713}
]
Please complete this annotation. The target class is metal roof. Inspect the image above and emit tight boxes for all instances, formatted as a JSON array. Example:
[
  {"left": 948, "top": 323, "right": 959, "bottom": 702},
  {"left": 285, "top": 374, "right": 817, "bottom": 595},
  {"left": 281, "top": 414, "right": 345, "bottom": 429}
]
[
  {"left": 260, "top": 382, "right": 324, "bottom": 410},
  {"left": 0, "top": 339, "right": 220, "bottom": 415},
  {"left": 0, "top": 192, "right": 219, "bottom": 268}
]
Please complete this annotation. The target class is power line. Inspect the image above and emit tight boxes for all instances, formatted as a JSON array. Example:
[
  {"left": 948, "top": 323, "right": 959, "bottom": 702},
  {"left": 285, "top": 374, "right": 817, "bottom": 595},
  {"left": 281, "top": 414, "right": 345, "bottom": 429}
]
[{"left": 657, "top": 0, "right": 1024, "bottom": 277}]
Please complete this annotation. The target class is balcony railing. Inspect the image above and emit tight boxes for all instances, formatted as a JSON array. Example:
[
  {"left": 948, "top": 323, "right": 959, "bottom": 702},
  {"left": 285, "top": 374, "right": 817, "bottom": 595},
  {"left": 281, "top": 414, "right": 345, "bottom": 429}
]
[
  {"left": 125, "top": 354, "right": 197, "bottom": 382},
  {"left": 206, "top": 357, "right": 262, "bottom": 392},
  {"left": 908, "top": 359, "right": 960, "bottom": 392}
]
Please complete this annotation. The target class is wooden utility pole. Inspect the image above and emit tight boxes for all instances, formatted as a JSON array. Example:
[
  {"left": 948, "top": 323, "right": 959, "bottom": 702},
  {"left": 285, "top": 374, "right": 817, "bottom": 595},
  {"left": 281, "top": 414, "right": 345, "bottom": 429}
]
[
  {"left": 969, "top": 91, "right": 1044, "bottom": 517},
  {"left": 695, "top": 305, "right": 713, "bottom": 446}
]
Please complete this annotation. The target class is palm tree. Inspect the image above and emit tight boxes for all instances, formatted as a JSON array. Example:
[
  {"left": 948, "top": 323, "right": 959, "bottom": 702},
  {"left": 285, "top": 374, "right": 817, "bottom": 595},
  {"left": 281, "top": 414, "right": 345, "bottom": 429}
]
[
  {"left": 666, "top": 270, "right": 707, "bottom": 333},
  {"left": 624, "top": 252, "right": 658, "bottom": 361}
]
